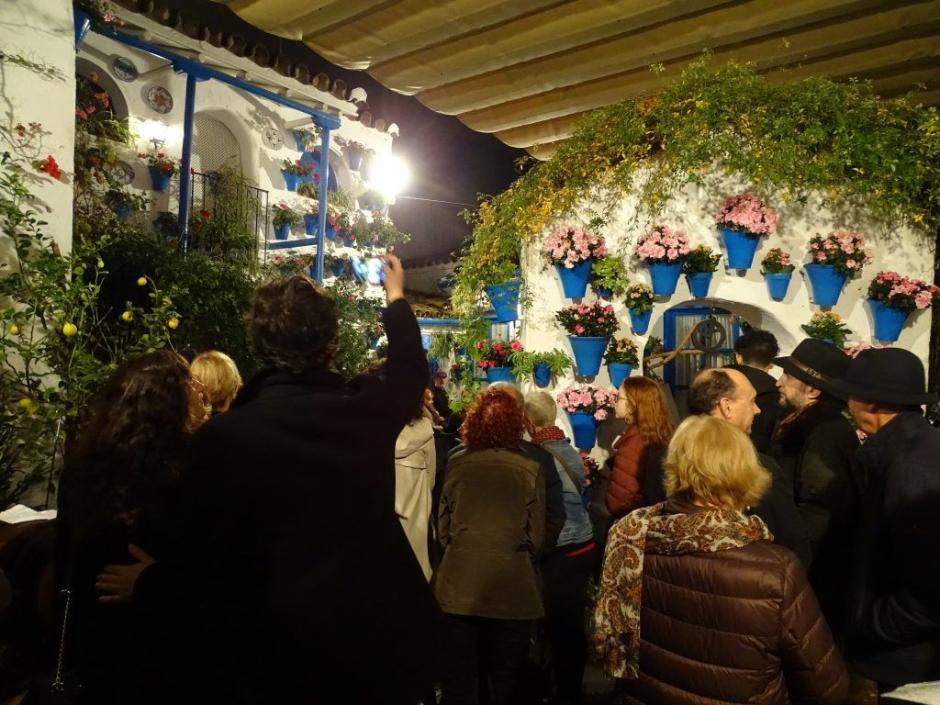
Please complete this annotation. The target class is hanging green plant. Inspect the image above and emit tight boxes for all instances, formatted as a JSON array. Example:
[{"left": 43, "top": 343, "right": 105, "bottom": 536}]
[
  {"left": 510, "top": 349, "right": 572, "bottom": 377},
  {"left": 590, "top": 255, "right": 630, "bottom": 297}
]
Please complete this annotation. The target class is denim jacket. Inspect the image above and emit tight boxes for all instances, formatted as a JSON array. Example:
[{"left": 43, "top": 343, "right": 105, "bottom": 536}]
[{"left": 539, "top": 439, "right": 594, "bottom": 547}]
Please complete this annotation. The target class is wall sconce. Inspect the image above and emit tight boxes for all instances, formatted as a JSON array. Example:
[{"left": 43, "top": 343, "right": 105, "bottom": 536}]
[{"left": 137, "top": 119, "right": 168, "bottom": 150}]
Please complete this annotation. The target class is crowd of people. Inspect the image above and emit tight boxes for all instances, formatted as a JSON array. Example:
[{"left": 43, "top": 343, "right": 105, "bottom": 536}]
[{"left": 4, "top": 256, "right": 938, "bottom": 705}]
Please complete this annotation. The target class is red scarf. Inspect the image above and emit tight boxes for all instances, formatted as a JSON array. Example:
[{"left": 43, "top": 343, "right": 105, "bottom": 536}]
[{"left": 531, "top": 426, "right": 567, "bottom": 445}]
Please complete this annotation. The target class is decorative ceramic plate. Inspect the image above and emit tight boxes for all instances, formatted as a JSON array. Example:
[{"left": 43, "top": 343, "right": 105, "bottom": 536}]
[
  {"left": 146, "top": 85, "right": 173, "bottom": 114},
  {"left": 262, "top": 125, "right": 283, "bottom": 149},
  {"left": 110, "top": 160, "right": 135, "bottom": 185},
  {"left": 112, "top": 56, "right": 138, "bottom": 82}
]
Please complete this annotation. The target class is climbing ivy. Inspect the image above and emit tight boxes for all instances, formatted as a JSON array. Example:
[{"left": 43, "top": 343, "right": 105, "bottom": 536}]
[{"left": 453, "top": 58, "right": 940, "bottom": 316}]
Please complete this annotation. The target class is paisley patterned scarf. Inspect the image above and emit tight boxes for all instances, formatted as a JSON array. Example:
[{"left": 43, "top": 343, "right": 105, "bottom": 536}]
[{"left": 592, "top": 502, "right": 772, "bottom": 679}]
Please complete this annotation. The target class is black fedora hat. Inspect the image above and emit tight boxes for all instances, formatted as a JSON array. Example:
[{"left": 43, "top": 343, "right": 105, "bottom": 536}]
[
  {"left": 828, "top": 348, "right": 940, "bottom": 406},
  {"left": 773, "top": 339, "right": 850, "bottom": 397}
]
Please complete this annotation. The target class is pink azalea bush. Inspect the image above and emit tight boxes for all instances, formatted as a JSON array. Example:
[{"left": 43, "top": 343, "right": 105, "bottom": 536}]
[
  {"left": 474, "top": 339, "right": 523, "bottom": 369},
  {"left": 807, "top": 230, "right": 873, "bottom": 278},
  {"left": 625, "top": 284, "right": 654, "bottom": 314},
  {"left": 555, "top": 301, "right": 619, "bottom": 338},
  {"left": 867, "top": 271, "right": 940, "bottom": 312},
  {"left": 760, "top": 247, "right": 795, "bottom": 274},
  {"left": 634, "top": 225, "right": 691, "bottom": 264},
  {"left": 543, "top": 225, "right": 607, "bottom": 268},
  {"left": 715, "top": 192, "right": 779, "bottom": 236},
  {"left": 557, "top": 384, "right": 619, "bottom": 421}
]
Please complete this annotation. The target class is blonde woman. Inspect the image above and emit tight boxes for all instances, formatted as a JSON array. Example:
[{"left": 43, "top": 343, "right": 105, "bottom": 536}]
[
  {"left": 593, "top": 415, "right": 848, "bottom": 705},
  {"left": 190, "top": 350, "right": 242, "bottom": 415}
]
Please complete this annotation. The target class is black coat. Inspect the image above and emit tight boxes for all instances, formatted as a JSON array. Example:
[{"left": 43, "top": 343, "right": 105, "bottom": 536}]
[
  {"left": 847, "top": 412, "right": 940, "bottom": 686},
  {"left": 642, "top": 448, "right": 812, "bottom": 566},
  {"left": 725, "top": 364, "right": 785, "bottom": 454},
  {"left": 141, "top": 299, "right": 440, "bottom": 705}
]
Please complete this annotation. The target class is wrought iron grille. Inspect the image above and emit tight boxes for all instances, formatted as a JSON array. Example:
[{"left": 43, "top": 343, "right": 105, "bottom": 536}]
[{"left": 188, "top": 170, "right": 268, "bottom": 263}]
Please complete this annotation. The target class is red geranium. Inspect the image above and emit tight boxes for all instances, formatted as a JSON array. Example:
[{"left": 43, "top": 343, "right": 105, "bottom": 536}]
[{"left": 34, "top": 155, "right": 62, "bottom": 180}]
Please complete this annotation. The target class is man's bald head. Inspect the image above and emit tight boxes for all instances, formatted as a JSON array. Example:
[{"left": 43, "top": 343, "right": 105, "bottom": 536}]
[{"left": 688, "top": 368, "right": 760, "bottom": 434}]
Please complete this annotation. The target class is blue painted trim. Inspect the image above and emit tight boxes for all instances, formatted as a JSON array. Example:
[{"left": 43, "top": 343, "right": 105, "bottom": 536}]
[
  {"left": 313, "top": 128, "right": 330, "bottom": 283},
  {"left": 417, "top": 318, "right": 460, "bottom": 328},
  {"left": 177, "top": 71, "right": 198, "bottom": 242},
  {"left": 267, "top": 238, "right": 319, "bottom": 250},
  {"left": 95, "top": 27, "right": 341, "bottom": 130}
]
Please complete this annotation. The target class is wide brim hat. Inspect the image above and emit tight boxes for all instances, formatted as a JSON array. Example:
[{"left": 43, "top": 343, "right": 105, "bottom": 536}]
[
  {"left": 828, "top": 347, "right": 940, "bottom": 406},
  {"left": 773, "top": 339, "right": 850, "bottom": 397}
]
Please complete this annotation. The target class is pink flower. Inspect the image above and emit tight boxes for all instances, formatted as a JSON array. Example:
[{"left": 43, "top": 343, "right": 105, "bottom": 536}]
[
  {"left": 575, "top": 324, "right": 585, "bottom": 334},
  {"left": 915, "top": 291, "right": 932, "bottom": 310},
  {"left": 594, "top": 409, "right": 608, "bottom": 421},
  {"left": 510, "top": 340, "right": 522, "bottom": 351}
]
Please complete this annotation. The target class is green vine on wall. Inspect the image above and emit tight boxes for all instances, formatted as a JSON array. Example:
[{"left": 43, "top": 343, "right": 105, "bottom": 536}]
[{"left": 453, "top": 57, "right": 940, "bottom": 316}]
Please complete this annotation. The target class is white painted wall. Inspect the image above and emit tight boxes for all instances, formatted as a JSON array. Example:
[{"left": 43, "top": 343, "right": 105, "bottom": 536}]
[
  {"left": 0, "top": 0, "right": 76, "bottom": 252},
  {"left": 516, "top": 171, "right": 935, "bottom": 456}
]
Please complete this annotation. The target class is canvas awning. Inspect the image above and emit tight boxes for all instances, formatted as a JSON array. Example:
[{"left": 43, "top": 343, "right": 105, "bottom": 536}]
[{"left": 214, "top": 0, "right": 940, "bottom": 158}]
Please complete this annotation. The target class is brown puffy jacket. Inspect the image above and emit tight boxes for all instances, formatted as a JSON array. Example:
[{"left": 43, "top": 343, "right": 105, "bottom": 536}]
[
  {"left": 619, "top": 504, "right": 849, "bottom": 705},
  {"left": 606, "top": 428, "right": 658, "bottom": 518}
]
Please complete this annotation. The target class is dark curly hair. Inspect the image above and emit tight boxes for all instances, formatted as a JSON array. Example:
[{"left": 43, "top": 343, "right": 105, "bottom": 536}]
[
  {"left": 461, "top": 388, "right": 524, "bottom": 450},
  {"left": 688, "top": 369, "right": 738, "bottom": 415},
  {"left": 250, "top": 274, "right": 338, "bottom": 373},
  {"left": 65, "top": 350, "right": 194, "bottom": 540},
  {"left": 733, "top": 329, "right": 779, "bottom": 367}
]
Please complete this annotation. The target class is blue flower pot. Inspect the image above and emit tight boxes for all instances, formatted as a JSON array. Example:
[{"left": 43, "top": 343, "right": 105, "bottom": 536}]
[
  {"left": 282, "top": 171, "right": 299, "bottom": 192},
  {"left": 765, "top": 272, "right": 792, "bottom": 301},
  {"left": 686, "top": 272, "right": 713, "bottom": 298},
  {"left": 869, "top": 299, "right": 909, "bottom": 343},
  {"left": 74, "top": 9, "right": 91, "bottom": 49},
  {"left": 594, "top": 285, "right": 614, "bottom": 300},
  {"left": 607, "top": 362, "right": 633, "bottom": 389},
  {"left": 343, "top": 233, "right": 356, "bottom": 247},
  {"left": 325, "top": 224, "right": 337, "bottom": 241},
  {"left": 805, "top": 264, "right": 847, "bottom": 307},
  {"left": 485, "top": 278, "right": 522, "bottom": 323},
  {"left": 567, "top": 410, "right": 598, "bottom": 451},
  {"left": 556, "top": 260, "right": 593, "bottom": 299},
  {"left": 486, "top": 366, "right": 515, "bottom": 384},
  {"left": 274, "top": 223, "right": 290, "bottom": 241},
  {"left": 113, "top": 203, "right": 132, "bottom": 221},
  {"left": 629, "top": 308, "right": 652, "bottom": 335},
  {"left": 720, "top": 227, "right": 761, "bottom": 269},
  {"left": 292, "top": 130, "right": 312, "bottom": 151},
  {"left": 533, "top": 362, "right": 552, "bottom": 388},
  {"left": 346, "top": 145, "right": 363, "bottom": 172},
  {"left": 148, "top": 166, "right": 171, "bottom": 192},
  {"left": 303, "top": 213, "right": 318, "bottom": 235},
  {"left": 331, "top": 259, "right": 346, "bottom": 277},
  {"left": 569, "top": 336, "right": 608, "bottom": 378},
  {"left": 648, "top": 261, "right": 682, "bottom": 297}
]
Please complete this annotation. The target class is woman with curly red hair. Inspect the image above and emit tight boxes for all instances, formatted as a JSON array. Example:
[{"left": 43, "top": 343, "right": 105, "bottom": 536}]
[{"left": 436, "top": 387, "right": 547, "bottom": 705}]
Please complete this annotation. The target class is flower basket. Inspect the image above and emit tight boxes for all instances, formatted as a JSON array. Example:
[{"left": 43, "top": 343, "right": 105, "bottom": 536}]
[
  {"left": 681, "top": 245, "right": 720, "bottom": 297},
  {"left": 556, "top": 301, "right": 617, "bottom": 378},
  {"left": 635, "top": 225, "right": 690, "bottom": 297},
  {"left": 343, "top": 232, "right": 356, "bottom": 247},
  {"left": 760, "top": 248, "right": 796, "bottom": 301},
  {"left": 556, "top": 385, "right": 619, "bottom": 451},
  {"left": 568, "top": 336, "right": 608, "bottom": 378},
  {"left": 765, "top": 273, "right": 792, "bottom": 301},
  {"left": 274, "top": 223, "right": 290, "bottom": 240},
  {"left": 805, "top": 264, "right": 847, "bottom": 307},
  {"left": 685, "top": 272, "right": 712, "bottom": 298},
  {"left": 282, "top": 171, "right": 300, "bottom": 192},
  {"left": 272, "top": 202, "right": 300, "bottom": 241},
  {"left": 544, "top": 225, "right": 606, "bottom": 300},
  {"left": 511, "top": 349, "right": 571, "bottom": 387},
  {"left": 866, "top": 271, "right": 940, "bottom": 342},
  {"left": 303, "top": 213, "right": 318, "bottom": 235},
  {"left": 629, "top": 308, "right": 652, "bottom": 335},
  {"left": 801, "top": 312, "right": 852, "bottom": 349},
  {"left": 476, "top": 339, "right": 524, "bottom": 383},
  {"left": 346, "top": 144, "right": 364, "bottom": 172},
  {"left": 533, "top": 363, "right": 552, "bottom": 387},
  {"left": 608, "top": 362, "right": 633, "bottom": 389},
  {"left": 590, "top": 256, "right": 630, "bottom": 301},
  {"left": 486, "top": 366, "right": 515, "bottom": 384},
  {"left": 485, "top": 278, "right": 522, "bottom": 323},
  {"left": 715, "top": 193, "right": 778, "bottom": 269},
  {"left": 147, "top": 165, "right": 172, "bottom": 192},
  {"left": 868, "top": 300, "right": 908, "bottom": 343},
  {"left": 605, "top": 337, "right": 638, "bottom": 388}
]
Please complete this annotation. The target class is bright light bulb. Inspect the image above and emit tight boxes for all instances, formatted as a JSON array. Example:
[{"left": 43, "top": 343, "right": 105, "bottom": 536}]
[
  {"left": 368, "top": 153, "right": 410, "bottom": 199},
  {"left": 137, "top": 119, "right": 168, "bottom": 145}
]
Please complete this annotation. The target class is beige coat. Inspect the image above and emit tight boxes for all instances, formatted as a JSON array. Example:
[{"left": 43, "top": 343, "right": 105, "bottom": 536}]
[{"left": 394, "top": 412, "right": 436, "bottom": 581}]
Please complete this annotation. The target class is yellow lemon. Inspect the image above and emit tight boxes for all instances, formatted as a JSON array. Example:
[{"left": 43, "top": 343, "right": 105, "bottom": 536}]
[
  {"left": 137, "top": 277, "right": 147, "bottom": 287},
  {"left": 9, "top": 323, "right": 19, "bottom": 335},
  {"left": 167, "top": 317, "right": 179, "bottom": 330},
  {"left": 97, "top": 258, "right": 105, "bottom": 268},
  {"left": 121, "top": 310, "right": 134, "bottom": 322},
  {"left": 62, "top": 322, "right": 78, "bottom": 337},
  {"left": 18, "top": 398, "right": 32, "bottom": 410}
]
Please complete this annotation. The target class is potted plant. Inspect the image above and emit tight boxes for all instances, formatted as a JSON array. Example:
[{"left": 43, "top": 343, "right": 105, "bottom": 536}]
[
  {"left": 714, "top": 192, "right": 779, "bottom": 269},
  {"left": 329, "top": 211, "right": 354, "bottom": 246},
  {"left": 271, "top": 202, "right": 300, "bottom": 241},
  {"left": 590, "top": 255, "right": 630, "bottom": 300},
  {"left": 801, "top": 312, "right": 852, "bottom": 348},
  {"left": 74, "top": 0, "right": 120, "bottom": 47},
  {"left": 302, "top": 204, "right": 320, "bottom": 236},
  {"left": 544, "top": 224, "right": 607, "bottom": 300},
  {"left": 867, "top": 271, "right": 940, "bottom": 342},
  {"left": 556, "top": 384, "right": 619, "bottom": 450},
  {"left": 556, "top": 300, "right": 618, "bottom": 379},
  {"left": 291, "top": 125, "right": 322, "bottom": 152},
  {"left": 761, "top": 248, "right": 796, "bottom": 301},
  {"left": 604, "top": 337, "right": 639, "bottom": 389},
  {"left": 138, "top": 150, "right": 178, "bottom": 192},
  {"left": 105, "top": 188, "right": 149, "bottom": 221},
  {"left": 280, "top": 159, "right": 314, "bottom": 192},
  {"left": 634, "top": 225, "right": 690, "bottom": 297},
  {"left": 681, "top": 245, "right": 721, "bottom": 298},
  {"left": 475, "top": 339, "right": 524, "bottom": 384},
  {"left": 625, "top": 284, "right": 655, "bottom": 335},
  {"left": 324, "top": 253, "right": 348, "bottom": 278},
  {"left": 805, "top": 230, "right": 873, "bottom": 307},
  {"left": 339, "top": 138, "right": 369, "bottom": 171},
  {"left": 511, "top": 349, "right": 572, "bottom": 388}
]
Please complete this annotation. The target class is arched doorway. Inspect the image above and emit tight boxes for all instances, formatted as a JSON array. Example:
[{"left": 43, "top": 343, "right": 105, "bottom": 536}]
[{"left": 193, "top": 113, "right": 241, "bottom": 174}]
